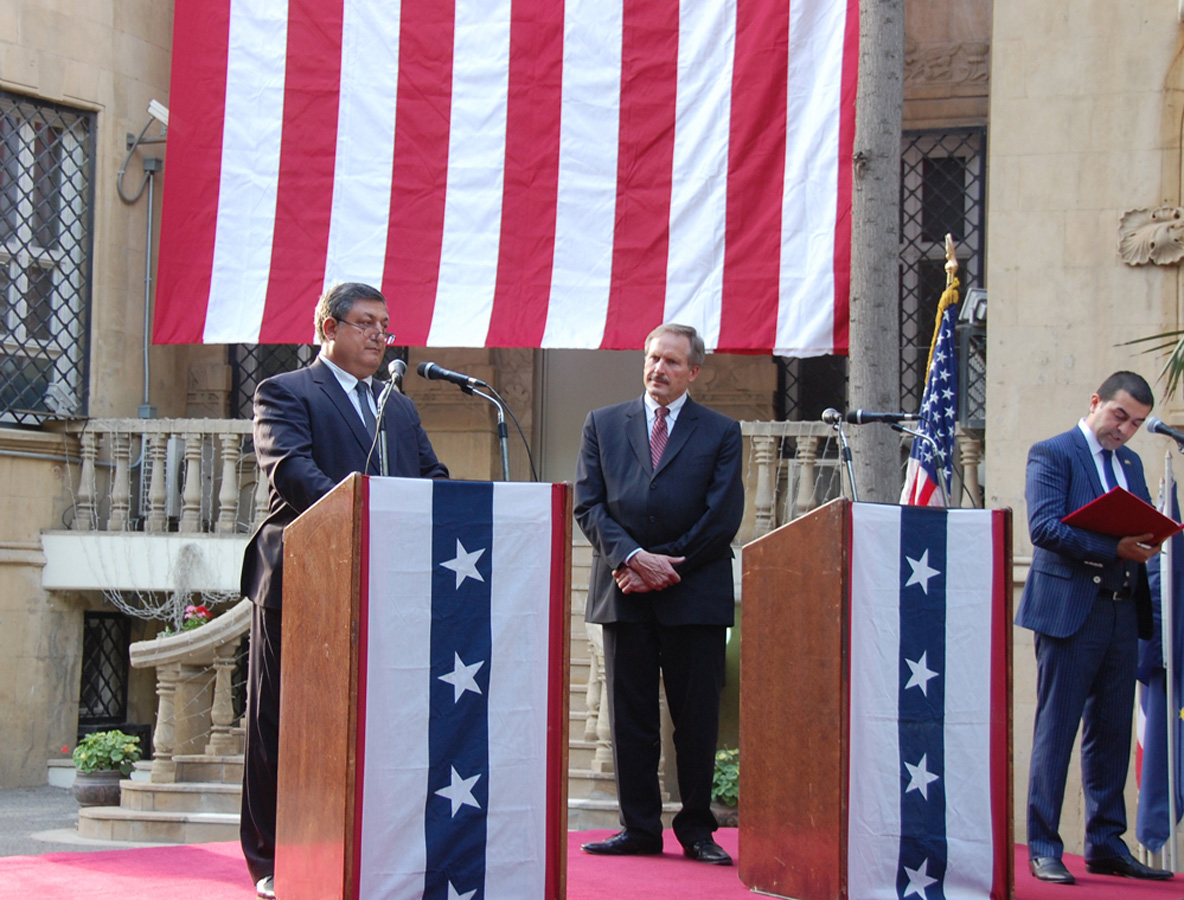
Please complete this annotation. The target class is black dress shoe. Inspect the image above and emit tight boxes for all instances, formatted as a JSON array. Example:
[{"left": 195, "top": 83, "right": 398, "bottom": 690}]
[
  {"left": 683, "top": 839, "right": 733, "bottom": 866},
  {"left": 1085, "top": 856, "right": 1173, "bottom": 880},
  {"left": 581, "top": 831, "right": 663, "bottom": 856},
  {"left": 1029, "top": 857, "right": 1075, "bottom": 884}
]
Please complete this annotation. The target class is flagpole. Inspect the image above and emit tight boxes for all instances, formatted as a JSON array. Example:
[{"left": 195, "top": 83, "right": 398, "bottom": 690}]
[{"left": 1164, "top": 449, "right": 1178, "bottom": 870}]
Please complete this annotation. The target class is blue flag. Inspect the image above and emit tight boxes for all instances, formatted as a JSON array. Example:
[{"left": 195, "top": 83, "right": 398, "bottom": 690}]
[{"left": 1136, "top": 483, "right": 1184, "bottom": 852}]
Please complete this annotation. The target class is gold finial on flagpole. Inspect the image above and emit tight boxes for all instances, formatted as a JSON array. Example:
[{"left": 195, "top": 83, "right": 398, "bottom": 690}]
[{"left": 944, "top": 233, "right": 959, "bottom": 288}]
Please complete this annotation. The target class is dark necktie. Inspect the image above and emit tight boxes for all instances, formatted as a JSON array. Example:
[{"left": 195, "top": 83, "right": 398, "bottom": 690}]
[
  {"left": 1100, "top": 449, "right": 1119, "bottom": 491},
  {"left": 356, "top": 381, "right": 377, "bottom": 439},
  {"left": 651, "top": 407, "right": 669, "bottom": 470}
]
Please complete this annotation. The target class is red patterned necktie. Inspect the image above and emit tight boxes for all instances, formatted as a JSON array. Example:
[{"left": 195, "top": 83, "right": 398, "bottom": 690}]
[{"left": 651, "top": 406, "right": 669, "bottom": 469}]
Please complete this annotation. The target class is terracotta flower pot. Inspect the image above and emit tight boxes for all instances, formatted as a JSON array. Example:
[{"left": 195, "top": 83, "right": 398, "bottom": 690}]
[{"left": 72, "top": 769, "right": 123, "bottom": 807}]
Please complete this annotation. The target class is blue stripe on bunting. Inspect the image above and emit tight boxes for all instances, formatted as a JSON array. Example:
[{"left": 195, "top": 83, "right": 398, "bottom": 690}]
[
  {"left": 425, "top": 481, "right": 494, "bottom": 900},
  {"left": 897, "top": 507, "right": 948, "bottom": 900}
]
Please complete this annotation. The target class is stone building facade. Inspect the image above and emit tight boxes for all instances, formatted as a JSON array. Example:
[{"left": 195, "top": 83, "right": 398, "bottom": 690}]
[{"left": 9, "top": 0, "right": 1183, "bottom": 866}]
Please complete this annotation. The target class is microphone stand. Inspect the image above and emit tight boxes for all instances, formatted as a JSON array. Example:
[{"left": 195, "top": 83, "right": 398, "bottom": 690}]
[
  {"left": 892, "top": 423, "right": 950, "bottom": 507},
  {"left": 366, "top": 378, "right": 398, "bottom": 477},
  {"left": 464, "top": 385, "right": 511, "bottom": 481},
  {"left": 1162, "top": 449, "right": 1180, "bottom": 870},
  {"left": 825, "top": 420, "right": 859, "bottom": 502}
]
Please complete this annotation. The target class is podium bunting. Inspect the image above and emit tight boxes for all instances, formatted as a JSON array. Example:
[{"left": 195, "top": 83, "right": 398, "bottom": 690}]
[{"left": 848, "top": 504, "right": 1010, "bottom": 900}]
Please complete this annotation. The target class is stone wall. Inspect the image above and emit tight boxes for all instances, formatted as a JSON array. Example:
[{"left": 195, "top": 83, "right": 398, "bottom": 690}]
[{"left": 988, "top": 0, "right": 1184, "bottom": 857}]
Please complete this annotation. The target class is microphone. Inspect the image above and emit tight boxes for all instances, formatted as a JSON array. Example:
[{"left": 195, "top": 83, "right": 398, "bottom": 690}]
[
  {"left": 417, "top": 361, "right": 488, "bottom": 389},
  {"left": 845, "top": 410, "right": 917, "bottom": 425},
  {"left": 389, "top": 358, "right": 407, "bottom": 392},
  {"left": 1146, "top": 416, "right": 1184, "bottom": 443},
  {"left": 821, "top": 408, "right": 843, "bottom": 426}
]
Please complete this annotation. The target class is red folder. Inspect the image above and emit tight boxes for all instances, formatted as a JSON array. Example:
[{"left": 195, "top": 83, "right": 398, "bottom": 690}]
[{"left": 1061, "top": 486, "right": 1184, "bottom": 545}]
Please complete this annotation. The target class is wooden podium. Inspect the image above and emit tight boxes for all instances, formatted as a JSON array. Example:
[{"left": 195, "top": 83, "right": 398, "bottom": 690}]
[
  {"left": 739, "top": 499, "right": 1013, "bottom": 900},
  {"left": 274, "top": 474, "right": 571, "bottom": 900}
]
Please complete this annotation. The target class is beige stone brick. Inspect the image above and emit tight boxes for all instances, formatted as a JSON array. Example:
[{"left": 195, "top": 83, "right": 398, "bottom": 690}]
[
  {"left": 988, "top": 39, "right": 1027, "bottom": 103},
  {"left": 1075, "top": 149, "right": 1163, "bottom": 212},
  {"left": 1017, "top": 153, "right": 1083, "bottom": 213},
  {"left": 993, "top": 0, "right": 1070, "bottom": 44}
]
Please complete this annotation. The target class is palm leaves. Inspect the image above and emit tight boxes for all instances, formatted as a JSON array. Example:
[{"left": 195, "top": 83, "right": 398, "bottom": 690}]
[{"left": 1124, "top": 330, "right": 1184, "bottom": 399}]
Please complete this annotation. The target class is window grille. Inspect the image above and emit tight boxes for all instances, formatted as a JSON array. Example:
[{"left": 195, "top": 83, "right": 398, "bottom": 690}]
[
  {"left": 0, "top": 91, "right": 95, "bottom": 424},
  {"left": 78, "top": 612, "right": 130, "bottom": 726},
  {"left": 776, "top": 127, "right": 986, "bottom": 422},
  {"left": 229, "top": 343, "right": 409, "bottom": 419},
  {"left": 899, "top": 128, "right": 986, "bottom": 413}
]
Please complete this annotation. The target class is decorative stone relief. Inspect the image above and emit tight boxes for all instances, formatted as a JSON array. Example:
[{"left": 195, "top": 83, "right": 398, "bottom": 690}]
[
  {"left": 1119, "top": 207, "right": 1184, "bottom": 266},
  {"left": 904, "top": 42, "right": 989, "bottom": 87}
]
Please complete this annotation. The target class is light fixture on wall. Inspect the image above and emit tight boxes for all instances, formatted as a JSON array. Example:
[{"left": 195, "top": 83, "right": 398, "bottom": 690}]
[
  {"left": 118, "top": 100, "right": 169, "bottom": 419},
  {"left": 957, "top": 287, "right": 987, "bottom": 433}
]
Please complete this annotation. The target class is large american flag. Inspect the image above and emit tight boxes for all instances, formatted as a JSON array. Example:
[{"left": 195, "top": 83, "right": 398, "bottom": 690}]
[
  {"left": 901, "top": 285, "right": 959, "bottom": 507},
  {"left": 354, "top": 478, "right": 568, "bottom": 900},
  {"left": 848, "top": 504, "right": 1010, "bottom": 900},
  {"left": 152, "top": 0, "right": 858, "bottom": 354}
]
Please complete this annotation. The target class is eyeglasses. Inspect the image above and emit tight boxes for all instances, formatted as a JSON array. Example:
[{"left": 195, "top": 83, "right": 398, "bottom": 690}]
[{"left": 335, "top": 318, "right": 397, "bottom": 345}]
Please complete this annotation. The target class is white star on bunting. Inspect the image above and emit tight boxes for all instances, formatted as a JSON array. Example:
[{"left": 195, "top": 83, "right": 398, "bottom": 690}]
[
  {"left": 904, "top": 753, "right": 940, "bottom": 799},
  {"left": 905, "top": 549, "right": 941, "bottom": 594},
  {"left": 448, "top": 884, "right": 477, "bottom": 900},
  {"left": 903, "top": 859, "right": 939, "bottom": 899},
  {"left": 904, "top": 651, "right": 939, "bottom": 696},
  {"left": 440, "top": 539, "right": 486, "bottom": 589},
  {"left": 435, "top": 766, "right": 482, "bottom": 816},
  {"left": 439, "top": 652, "right": 485, "bottom": 702}
]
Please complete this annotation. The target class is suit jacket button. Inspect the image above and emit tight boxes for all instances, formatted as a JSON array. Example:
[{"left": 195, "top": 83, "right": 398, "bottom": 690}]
[
  {"left": 1092, "top": 575, "right": 1101, "bottom": 584},
  {"left": 650, "top": 483, "right": 657, "bottom": 490},
  {"left": 649, "top": 515, "right": 656, "bottom": 523}
]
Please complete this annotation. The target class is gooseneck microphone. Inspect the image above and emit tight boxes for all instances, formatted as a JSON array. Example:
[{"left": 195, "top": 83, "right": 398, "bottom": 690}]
[
  {"left": 416, "top": 361, "right": 488, "bottom": 389},
  {"left": 389, "top": 358, "right": 407, "bottom": 392},
  {"left": 845, "top": 410, "right": 917, "bottom": 425},
  {"left": 1146, "top": 416, "right": 1184, "bottom": 444},
  {"left": 821, "top": 408, "right": 843, "bottom": 426}
]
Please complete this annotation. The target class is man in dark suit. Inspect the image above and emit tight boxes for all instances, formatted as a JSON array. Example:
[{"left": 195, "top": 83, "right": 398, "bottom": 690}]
[
  {"left": 239, "top": 282, "right": 448, "bottom": 899},
  {"left": 1017, "top": 371, "right": 1172, "bottom": 884},
  {"left": 574, "top": 323, "right": 743, "bottom": 866}
]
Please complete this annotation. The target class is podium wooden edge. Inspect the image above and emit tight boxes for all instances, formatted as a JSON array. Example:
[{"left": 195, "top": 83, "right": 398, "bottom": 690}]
[{"left": 275, "top": 474, "right": 364, "bottom": 900}]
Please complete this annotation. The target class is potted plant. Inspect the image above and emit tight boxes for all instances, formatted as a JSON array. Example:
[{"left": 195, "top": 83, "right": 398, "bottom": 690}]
[
  {"left": 711, "top": 747, "right": 739, "bottom": 827},
  {"left": 70, "top": 729, "right": 142, "bottom": 807}
]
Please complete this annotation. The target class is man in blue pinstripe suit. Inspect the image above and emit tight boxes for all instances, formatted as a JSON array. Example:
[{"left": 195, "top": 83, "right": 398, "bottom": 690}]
[{"left": 1018, "top": 371, "right": 1173, "bottom": 884}]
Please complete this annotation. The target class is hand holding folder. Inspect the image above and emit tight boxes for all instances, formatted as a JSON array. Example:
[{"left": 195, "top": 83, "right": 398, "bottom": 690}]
[{"left": 1061, "top": 486, "right": 1184, "bottom": 546}]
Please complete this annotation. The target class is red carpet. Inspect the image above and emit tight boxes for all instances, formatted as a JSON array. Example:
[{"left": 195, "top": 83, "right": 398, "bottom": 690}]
[{"left": 0, "top": 832, "right": 1180, "bottom": 899}]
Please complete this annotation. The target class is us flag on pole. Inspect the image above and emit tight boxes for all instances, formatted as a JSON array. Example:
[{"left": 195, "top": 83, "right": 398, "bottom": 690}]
[
  {"left": 901, "top": 284, "right": 959, "bottom": 507},
  {"left": 848, "top": 503, "right": 1010, "bottom": 900},
  {"left": 354, "top": 478, "right": 568, "bottom": 900},
  {"left": 152, "top": 0, "right": 858, "bottom": 355}
]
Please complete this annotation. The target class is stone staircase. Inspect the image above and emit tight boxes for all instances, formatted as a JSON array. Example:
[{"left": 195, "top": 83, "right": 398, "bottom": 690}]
[
  {"left": 566, "top": 535, "right": 678, "bottom": 830},
  {"left": 75, "top": 535, "right": 672, "bottom": 843},
  {"left": 78, "top": 747, "right": 244, "bottom": 843}
]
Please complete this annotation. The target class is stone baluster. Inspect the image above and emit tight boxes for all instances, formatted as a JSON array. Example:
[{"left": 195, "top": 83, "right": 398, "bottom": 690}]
[
  {"left": 107, "top": 431, "right": 131, "bottom": 532},
  {"left": 145, "top": 432, "right": 169, "bottom": 532},
  {"left": 75, "top": 429, "right": 98, "bottom": 530},
  {"left": 750, "top": 432, "right": 778, "bottom": 538},
  {"left": 150, "top": 662, "right": 179, "bottom": 783},
  {"left": 216, "top": 432, "right": 241, "bottom": 534},
  {"left": 585, "top": 623, "right": 614, "bottom": 775},
  {"left": 254, "top": 456, "right": 270, "bottom": 524},
  {"left": 795, "top": 434, "right": 820, "bottom": 520},
  {"left": 179, "top": 435, "right": 204, "bottom": 533},
  {"left": 957, "top": 427, "right": 983, "bottom": 509},
  {"left": 583, "top": 636, "right": 602, "bottom": 744},
  {"left": 206, "top": 641, "right": 241, "bottom": 756}
]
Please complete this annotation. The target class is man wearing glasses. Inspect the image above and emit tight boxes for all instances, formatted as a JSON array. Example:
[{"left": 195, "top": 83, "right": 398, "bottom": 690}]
[{"left": 239, "top": 282, "right": 449, "bottom": 899}]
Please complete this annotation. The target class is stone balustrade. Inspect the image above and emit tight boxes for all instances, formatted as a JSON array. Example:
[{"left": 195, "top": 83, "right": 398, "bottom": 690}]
[
  {"left": 128, "top": 598, "right": 252, "bottom": 782},
  {"left": 63, "top": 418, "right": 263, "bottom": 534}
]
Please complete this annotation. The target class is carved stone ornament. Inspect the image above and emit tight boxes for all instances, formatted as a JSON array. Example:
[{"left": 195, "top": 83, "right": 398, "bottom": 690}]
[
  {"left": 904, "top": 42, "right": 989, "bottom": 87},
  {"left": 1119, "top": 207, "right": 1184, "bottom": 266}
]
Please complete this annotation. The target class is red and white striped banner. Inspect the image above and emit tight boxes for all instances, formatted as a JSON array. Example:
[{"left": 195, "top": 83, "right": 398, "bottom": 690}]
[{"left": 153, "top": 0, "right": 857, "bottom": 354}]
